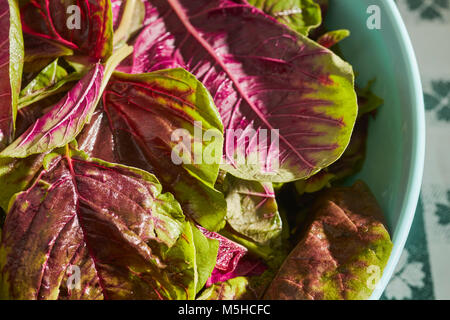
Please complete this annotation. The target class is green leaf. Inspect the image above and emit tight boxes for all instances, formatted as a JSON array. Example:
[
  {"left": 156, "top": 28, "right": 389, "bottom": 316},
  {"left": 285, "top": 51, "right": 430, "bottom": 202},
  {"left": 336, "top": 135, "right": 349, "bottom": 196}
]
[
  {"left": 294, "top": 170, "right": 335, "bottom": 194},
  {"left": 19, "top": 59, "right": 82, "bottom": 109},
  {"left": 247, "top": 0, "right": 322, "bottom": 35},
  {"left": 78, "top": 68, "right": 227, "bottom": 231},
  {"left": 197, "top": 277, "right": 256, "bottom": 300},
  {"left": 113, "top": 0, "right": 146, "bottom": 47},
  {"left": 0, "top": 146, "right": 216, "bottom": 300},
  {"left": 0, "top": 0, "right": 24, "bottom": 149},
  {"left": 0, "top": 63, "right": 104, "bottom": 158},
  {"left": 0, "top": 154, "right": 46, "bottom": 211},
  {"left": 191, "top": 224, "right": 219, "bottom": 294}
]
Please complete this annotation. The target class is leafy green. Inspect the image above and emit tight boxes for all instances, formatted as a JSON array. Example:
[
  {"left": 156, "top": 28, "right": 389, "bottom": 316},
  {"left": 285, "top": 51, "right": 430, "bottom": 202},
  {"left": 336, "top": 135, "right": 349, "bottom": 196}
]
[
  {"left": 224, "top": 175, "right": 282, "bottom": 247},
  {"left": 0, "top": 0, "right": 24, "bottom": 149},
  {"left": 0, "top": 146, "right": 218, "bottom": 300},
  {"left": 264, "top": 181, "right": 393, "bottom": 300}
]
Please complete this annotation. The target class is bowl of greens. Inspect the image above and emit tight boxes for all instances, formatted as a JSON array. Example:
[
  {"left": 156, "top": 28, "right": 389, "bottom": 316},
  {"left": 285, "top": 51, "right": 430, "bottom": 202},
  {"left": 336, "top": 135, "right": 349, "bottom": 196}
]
[{"left": 0, "top": 0, "right": 424, "bottom": 300}]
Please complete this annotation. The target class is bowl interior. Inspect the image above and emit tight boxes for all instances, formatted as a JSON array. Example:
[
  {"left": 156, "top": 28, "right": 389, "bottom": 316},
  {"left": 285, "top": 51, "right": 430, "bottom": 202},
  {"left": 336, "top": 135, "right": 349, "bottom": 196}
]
[{"left": 325, "top": 0, "right": 425, "bottom": 299}]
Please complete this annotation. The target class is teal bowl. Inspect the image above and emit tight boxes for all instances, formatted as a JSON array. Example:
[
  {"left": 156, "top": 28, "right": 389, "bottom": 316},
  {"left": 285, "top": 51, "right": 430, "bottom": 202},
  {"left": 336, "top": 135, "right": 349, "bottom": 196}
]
[{"left": 325, "top": 1, "right": 425, "bottom": 299}]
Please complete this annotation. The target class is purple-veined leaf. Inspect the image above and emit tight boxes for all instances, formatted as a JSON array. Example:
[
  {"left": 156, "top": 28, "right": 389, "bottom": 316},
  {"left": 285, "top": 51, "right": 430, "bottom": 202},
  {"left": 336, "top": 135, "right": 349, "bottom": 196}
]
[
  {"left": 0, "top": 0, "right": 24, "bottom": 149},
  {"left": 20, "top": 0, "right": 113, "bottom": 61},
  {"left": 0, "top": 147, "right": 217, "bottom": 300},
  {"left": 317, "top": 29, "right": 350, "bottom": 49},
  {"left": 264, "top": 181, "right": 392, "bottom": 300},
  {"left": 77, "top": 68, "right": 227, "bottom": 231},
  {"left": 131, "top": 0, "right": 357, "bottom": 182},
  {"left": 111, "top": 0, "right": 145, "bottom": 46},
  {"left": 0, "top": 63, "right": 104, "bottom": 158},
  {"left": 224, "top": 175, "right": 282, "bottom": 247}
]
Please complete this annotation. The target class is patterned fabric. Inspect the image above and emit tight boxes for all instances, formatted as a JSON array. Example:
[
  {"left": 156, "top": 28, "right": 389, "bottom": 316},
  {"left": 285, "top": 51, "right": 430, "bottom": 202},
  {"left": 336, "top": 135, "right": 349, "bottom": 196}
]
[{"left": 382, "top": 0, "right": 450, "bottom": 300}]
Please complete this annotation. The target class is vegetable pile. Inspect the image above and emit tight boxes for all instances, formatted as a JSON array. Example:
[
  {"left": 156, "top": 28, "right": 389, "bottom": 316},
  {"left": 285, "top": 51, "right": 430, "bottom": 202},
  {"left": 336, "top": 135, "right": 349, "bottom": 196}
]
[{"left": 0, "top": 0, "right": 392, "bottom": 300}]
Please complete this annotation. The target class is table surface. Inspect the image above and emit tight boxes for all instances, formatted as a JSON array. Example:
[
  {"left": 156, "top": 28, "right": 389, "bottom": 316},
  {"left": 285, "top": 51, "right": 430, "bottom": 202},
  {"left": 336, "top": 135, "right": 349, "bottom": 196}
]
[{"left": 381, "top": 0, "right": 450, "bottom": 300}]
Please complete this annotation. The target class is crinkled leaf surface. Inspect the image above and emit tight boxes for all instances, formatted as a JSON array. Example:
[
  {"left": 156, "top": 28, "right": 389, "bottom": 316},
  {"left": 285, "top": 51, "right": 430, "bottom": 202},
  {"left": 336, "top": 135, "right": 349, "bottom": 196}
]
[
  {"left": 0, "top": 63, "right": 103, "bottom": 158},
  {"left": 20, "top": 0, "right": 113, "bottom": 61},
  {"left": 224, "top": 175, "right": 282, "bottom": 246},
  {"left": 0, "top": 0, "right": 24, "bottom": 149},
  {"left": 0, "top": 148, "right": 215, "bottom": 300},
  {"left": 131, "top": 0, "right": 357, "bottom": 182},
  {"left": 19, "top": 59, "right": 81, "bottom": 109},
  {"left": 247, "top": 0, "right": 322, "bottom": 35},
  {"left": 264, "top": 181, "right": 393, "bottom": 300},
  {"left": 77, "top": 69, "right": 226, "bottom": 231}
]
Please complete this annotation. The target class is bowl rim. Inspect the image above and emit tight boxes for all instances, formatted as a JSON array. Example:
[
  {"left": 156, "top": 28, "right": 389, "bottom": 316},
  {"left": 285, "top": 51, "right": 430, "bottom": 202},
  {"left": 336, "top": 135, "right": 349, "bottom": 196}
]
[{"left": 369, "top": 1, "right": 426, "bottom": 300}]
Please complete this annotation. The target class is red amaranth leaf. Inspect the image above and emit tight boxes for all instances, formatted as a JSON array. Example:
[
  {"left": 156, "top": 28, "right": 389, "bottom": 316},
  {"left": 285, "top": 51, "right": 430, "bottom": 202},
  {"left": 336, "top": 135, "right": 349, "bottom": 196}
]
[
  {"left": 0, "top": 0, "right": 23, "bottom": 149},
  {"left": 0, "top": 63, "right": 104, "bottom": 158},
  {"left": 130, "top": 0, "right": 357, "bottom": 182},
  {"left": 0, "top": 148, "right": 202, "bottom": 300},
  {"left": 198, "top": 226, "right": 266, "bottom": 286},
  {"left": 20, "top": 0, "right": 113, "bottom": 61}
]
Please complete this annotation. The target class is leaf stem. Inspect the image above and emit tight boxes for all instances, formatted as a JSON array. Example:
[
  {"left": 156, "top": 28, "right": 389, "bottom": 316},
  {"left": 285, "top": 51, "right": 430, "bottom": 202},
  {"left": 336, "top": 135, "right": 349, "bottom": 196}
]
[{"left": 113, "top": 0, "right": 138, "bottom": 46}]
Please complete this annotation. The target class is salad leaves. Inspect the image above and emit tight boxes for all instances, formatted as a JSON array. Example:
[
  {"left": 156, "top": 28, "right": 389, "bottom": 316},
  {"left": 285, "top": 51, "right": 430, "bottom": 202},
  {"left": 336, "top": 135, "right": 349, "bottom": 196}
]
[
  {"left": 0, "top": 0, "right": 392, "bottom": 300},
  {"left": 247, "top": 0, "right": 322, "bottom": 35},
  {"left": 20, "top": 0, "right": 113, "bottom": 61},
  {"left": 130, "top": 0, "right": 358, "bottom": 182}
]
